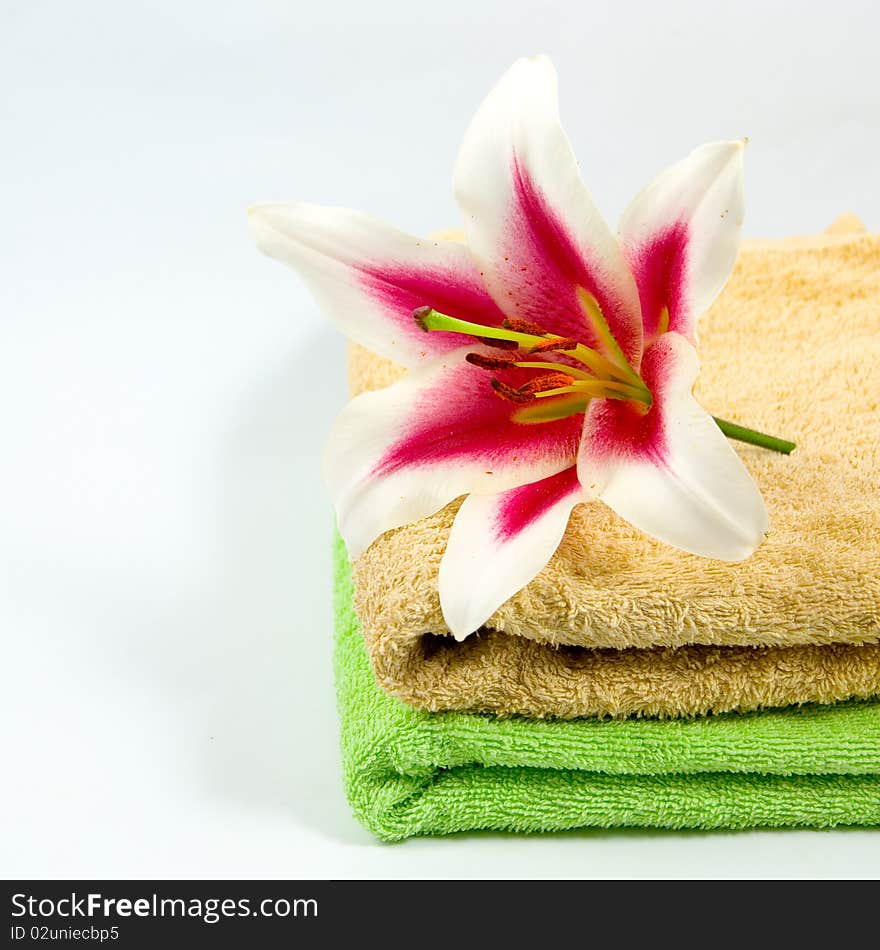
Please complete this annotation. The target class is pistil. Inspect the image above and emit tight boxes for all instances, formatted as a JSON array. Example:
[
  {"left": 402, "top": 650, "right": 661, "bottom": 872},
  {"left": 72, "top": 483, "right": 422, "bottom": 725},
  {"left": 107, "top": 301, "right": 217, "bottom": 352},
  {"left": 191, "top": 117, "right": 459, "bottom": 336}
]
[
  {"left": 415, "top": 307, "right": 561, "bottom": 351},
  {"left": 466, "top": 352, "right": 595, "bottom": 381}
]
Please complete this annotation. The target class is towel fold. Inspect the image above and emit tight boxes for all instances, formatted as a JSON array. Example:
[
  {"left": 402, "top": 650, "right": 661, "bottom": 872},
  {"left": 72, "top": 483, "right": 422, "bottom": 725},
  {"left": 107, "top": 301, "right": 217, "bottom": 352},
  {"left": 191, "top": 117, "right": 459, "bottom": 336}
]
[
  {"left": 335, "top": 536, "right": 880, "bottom": 840},
  {"left": 344, "top": 218, "right": 880, "bottom": 718},
  {"left": 361, "top": 623, "right": 880, "bottom": 719}
]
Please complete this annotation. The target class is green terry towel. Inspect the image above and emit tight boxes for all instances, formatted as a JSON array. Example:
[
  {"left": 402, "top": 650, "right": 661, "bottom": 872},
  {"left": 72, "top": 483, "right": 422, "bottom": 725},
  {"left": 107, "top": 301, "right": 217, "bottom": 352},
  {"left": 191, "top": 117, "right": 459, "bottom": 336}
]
[{"left": 334, "top": 535, "right": 880, "bottom": 841}]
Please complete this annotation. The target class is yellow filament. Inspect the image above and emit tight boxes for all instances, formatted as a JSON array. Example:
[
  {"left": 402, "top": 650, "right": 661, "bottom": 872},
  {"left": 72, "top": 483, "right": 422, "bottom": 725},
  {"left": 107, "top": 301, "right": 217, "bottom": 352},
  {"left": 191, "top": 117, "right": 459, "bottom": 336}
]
[
  {"left": 576, "top": 289, "right": 630, "bottom": 364},
  {"left": 566, "top": 343, "right": 633, "bottom": 382},
  {"left": 513, "top": 394, "right": 591, "bottom": 424},
  {"left": 534, "top": 378, "right": 648, "bottom": 403},
  {"left": 514, "top": 360, "right": 594, "bottom": 381},
  {"left": 575, "top": 287, "right": 647, "bottom": 385},
  {"left": 657, "top": 305, "right": 670, "bottom": 336}
]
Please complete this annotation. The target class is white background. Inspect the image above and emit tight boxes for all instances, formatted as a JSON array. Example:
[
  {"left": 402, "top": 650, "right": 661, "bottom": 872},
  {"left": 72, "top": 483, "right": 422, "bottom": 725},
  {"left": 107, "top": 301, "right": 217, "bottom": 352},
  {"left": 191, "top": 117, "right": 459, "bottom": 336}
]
[{"left": 2, "top": 0, "right": 878, "bottom": 879}]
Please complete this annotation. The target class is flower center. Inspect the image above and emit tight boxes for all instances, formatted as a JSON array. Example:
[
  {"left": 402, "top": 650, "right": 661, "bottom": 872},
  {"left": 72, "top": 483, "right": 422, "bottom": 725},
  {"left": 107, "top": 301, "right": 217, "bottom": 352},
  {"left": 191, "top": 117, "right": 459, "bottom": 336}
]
[{"left": 413, "top": 302, "right": 652, "bottom": 422}]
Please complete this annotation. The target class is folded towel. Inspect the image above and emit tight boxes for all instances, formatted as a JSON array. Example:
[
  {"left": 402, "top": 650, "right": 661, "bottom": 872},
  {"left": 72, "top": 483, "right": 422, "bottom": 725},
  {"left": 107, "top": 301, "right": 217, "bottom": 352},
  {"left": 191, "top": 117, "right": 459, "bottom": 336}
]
[
  {"left": 344, "top": 218, "right": 880, "bottom": 718},
  {"left": 360, "top": 626, "right": 880, "bottom": 719},
  {"left": 335, "top": 535, "right": 880, "bottom": 840}
]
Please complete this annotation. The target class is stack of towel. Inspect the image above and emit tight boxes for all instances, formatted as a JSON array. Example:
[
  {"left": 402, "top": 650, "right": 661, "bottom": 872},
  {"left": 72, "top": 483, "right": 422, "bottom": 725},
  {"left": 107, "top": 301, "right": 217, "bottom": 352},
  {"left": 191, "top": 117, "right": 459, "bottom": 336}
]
[{"left": 334, "top": 217, "right": 880, "bottom": 840}]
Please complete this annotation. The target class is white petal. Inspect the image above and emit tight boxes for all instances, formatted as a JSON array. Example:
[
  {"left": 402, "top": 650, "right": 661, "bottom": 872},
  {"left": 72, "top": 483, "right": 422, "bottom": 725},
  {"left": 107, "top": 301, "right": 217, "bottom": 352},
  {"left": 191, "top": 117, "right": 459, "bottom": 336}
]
[
  {"left": 324, "top": 349, "right": 582, "bottom": 557},
  {"left": 619, "top": 141, "right": 745, "bottom": 341},
  {"left": 453, "top": 56, "right": 643, "bottom": 365},
  {"left": 439, "top": 468, "right": 583, "bottom": 640},
  {"left": 578, "top": 333, "right": 768, "bottom": 561},
  {"left": 248, "top": 202, "right": 505, "bottom": 367}
]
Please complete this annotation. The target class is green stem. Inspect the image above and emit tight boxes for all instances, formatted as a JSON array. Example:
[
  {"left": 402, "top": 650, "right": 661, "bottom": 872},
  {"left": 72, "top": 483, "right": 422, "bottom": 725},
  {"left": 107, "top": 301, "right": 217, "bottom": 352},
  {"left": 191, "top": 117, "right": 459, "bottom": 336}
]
[{"left": 713, "top": 417, "right": 796, "bottom": 455}]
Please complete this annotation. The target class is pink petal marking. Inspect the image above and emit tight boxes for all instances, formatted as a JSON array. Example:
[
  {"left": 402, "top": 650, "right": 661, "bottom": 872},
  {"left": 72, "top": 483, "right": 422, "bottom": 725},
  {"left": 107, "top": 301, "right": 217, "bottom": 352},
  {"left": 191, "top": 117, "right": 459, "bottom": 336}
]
[
  {"left": 577, "top": 330, "right": 767, "bottom": 560},
  {"left": 581, "top": 335, "right": 678, "bottom": 470},
  {"left": 493, "top": 466, "right": 582, "bottom": 542},
  {"left": 359, "top": 261, "right": 507, "bottom": 355},
  {"left": 485, "top": 157, "right": 642, "bottom": 361},
  {"left": 626, "top": 220, "right": 690, "bottom": 340},
  {"left": 373, "top": 360, "right": 582, "bottom": 478}
]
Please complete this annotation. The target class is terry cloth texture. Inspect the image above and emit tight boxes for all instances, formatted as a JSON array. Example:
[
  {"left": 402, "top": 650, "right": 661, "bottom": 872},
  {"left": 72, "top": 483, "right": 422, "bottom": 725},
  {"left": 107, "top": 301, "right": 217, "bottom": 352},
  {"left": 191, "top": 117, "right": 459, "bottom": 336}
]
[
  {"left": 343, "top": 217, "right": 880, "bottom": 718},
  {"left": 335, "top": 537, "right": 880, "bottom": 840}
]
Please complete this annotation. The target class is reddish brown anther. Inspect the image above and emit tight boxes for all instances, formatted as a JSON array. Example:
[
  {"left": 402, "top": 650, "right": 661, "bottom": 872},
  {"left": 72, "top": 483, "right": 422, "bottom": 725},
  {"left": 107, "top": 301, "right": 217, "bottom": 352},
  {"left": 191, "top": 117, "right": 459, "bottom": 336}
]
[
  {"left": 466, "top": 352, "right": 517, "bottom": 370},
  {"left": 491, "top": 378, "right": 534, "bottom": 403},
  {"left": 516, "top": 372, "right": 576, "bottom": 396},
  {"left": 529, "top": 337, "right": 579, "bottom": 353},
  {"left": 478, "top": 336, "right": 520, "bottom": 350},
  {"left": 502, "top": 317, "right": 549, "bottom": 336}
]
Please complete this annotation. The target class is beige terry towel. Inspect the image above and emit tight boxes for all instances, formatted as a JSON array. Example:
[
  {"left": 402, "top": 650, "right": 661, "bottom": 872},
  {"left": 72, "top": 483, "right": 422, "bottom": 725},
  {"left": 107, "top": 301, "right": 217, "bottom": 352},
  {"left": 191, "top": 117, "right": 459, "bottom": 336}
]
[{"left": 346, "top": 218, "right": 880, "bottom": 718}]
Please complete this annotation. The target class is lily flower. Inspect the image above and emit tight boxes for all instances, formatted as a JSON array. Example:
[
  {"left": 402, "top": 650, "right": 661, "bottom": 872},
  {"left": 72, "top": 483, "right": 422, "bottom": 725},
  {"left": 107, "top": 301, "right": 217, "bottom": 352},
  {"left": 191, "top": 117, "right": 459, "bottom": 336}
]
[{"left": 249, "top": 56, "right": 789, "bottom": 641}]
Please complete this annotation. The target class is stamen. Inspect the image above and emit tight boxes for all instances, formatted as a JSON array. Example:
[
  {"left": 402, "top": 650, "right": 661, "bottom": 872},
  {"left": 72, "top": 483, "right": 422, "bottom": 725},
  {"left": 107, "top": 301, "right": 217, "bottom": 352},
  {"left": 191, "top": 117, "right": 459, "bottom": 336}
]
[
  {"left": 491, "top": 378, "right": 534, "bottom": 403},
  {"left": 478, "top": 336, "right": 520, "bottom": 350},
  {"left": 529, "top": 338, "right": 579, "bottom": 353},
  {"left": 532, "top": 384, "right": 571, "bottom": 396},
  {"left": 657, "top": 305, "right": 670, "bottom": 336},
  {"left": 513, "top": 361, "right": 594, "bottom": 380},
  {"left": 574, "top": 289, "right": 655, "bottom": 400},
  {"left": 516, "top": 372, "right": 577, "bottom": 396},
  {"left": 465, "top": 352, "right": 517, "bottom": 370},
  {"left": 565, "top": 344, "right": 633, "bottom": 382},
  {"left": 577, "top": 378, "right": 649, "bottom": 400},
  {"left": 513, "top": 394, "right": 591, "bottom": 424},
  {"left": 575, "top": 287, "right": 647, "bottom": 384},
  {"left": 576, "top": 289, "right": 629, "bottom": 365},
  {"left": 502, "top": 317, "right": 548, "bottom": 336},
  {"left": 533, "top": 378, "right": 651, "bottom": 405}
]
